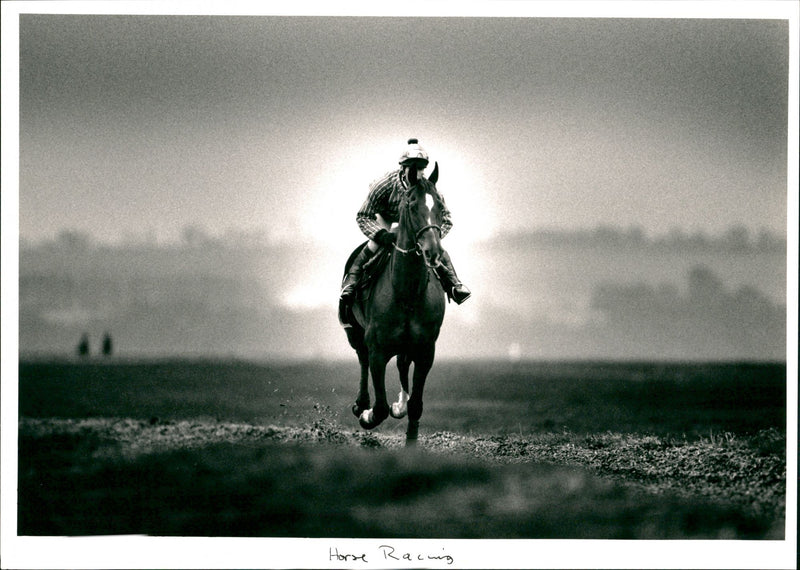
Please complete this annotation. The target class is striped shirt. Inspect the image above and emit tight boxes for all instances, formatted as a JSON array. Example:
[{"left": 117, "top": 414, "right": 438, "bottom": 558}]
[{"left": 356, "top": 169, "right": 453, "bottom": 240}]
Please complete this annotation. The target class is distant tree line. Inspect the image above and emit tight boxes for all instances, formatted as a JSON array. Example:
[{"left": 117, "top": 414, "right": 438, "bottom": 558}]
[
  {"left": 19, "top": 226, "right": 274, "bottom": 252},
  {"left": 590, "top": 265, "right": 785, "bottom": 360},
  {"left": 20, "top": 224, "right": 787, "bottom": 254},
  {"left": 498, "top": 224, "right": 786, "bottom": 252}
]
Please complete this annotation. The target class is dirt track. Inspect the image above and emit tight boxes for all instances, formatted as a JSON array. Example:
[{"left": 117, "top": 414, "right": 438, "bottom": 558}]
[{"left": 18, "top": 416, "right": 785, "bottom": 539}]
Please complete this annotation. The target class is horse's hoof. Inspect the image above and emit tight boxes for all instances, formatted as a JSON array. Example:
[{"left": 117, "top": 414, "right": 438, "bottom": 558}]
[
  {"left": 359, "top": 407, "right": 388, "bottom": 430},
  {"left": 390, "top": 402, "right": 408, "bottom": 419},
  {"left": 390, "top": 406, "right": 407, "bottom": 419},
  {"left": 352, "top": 400, "right": 369, "bottom": 417},
  {"left": 390, "top": 391, "right": 409, "bottom": 419}
]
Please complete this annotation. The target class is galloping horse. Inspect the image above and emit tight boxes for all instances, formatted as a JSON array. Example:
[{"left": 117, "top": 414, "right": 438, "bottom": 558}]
[{"left": 341, "top": 164, "right": 447, "bottom": 444}]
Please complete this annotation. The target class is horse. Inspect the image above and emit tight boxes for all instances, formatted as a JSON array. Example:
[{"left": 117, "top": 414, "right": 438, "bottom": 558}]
[{"left": 341, "top": 163, "right": 447, "bottom": 445}]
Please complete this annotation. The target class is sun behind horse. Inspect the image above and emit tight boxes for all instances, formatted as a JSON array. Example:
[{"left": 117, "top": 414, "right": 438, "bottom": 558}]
[{"left": 341, "top": 164, "right": 447, "bottom": 444}]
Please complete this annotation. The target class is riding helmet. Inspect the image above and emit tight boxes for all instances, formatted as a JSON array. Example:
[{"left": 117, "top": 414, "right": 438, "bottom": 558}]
[{"left": 399, "top": 138, "right": 429, "bottom": 167}]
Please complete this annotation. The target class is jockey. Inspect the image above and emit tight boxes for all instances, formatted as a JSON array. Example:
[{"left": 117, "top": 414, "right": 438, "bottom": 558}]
[{"left": 340, "top": 138, "right": 472, "bottom": 305}]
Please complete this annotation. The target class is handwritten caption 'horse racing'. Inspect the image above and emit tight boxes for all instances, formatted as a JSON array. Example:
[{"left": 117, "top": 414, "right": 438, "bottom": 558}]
[{"left": 329, "top": 545, "right": 454, "bottom": 566}]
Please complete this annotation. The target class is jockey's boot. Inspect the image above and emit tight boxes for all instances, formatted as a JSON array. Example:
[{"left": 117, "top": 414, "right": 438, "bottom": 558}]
[
  {"left": 436, "top": 250, "right": 471, "bottom": 304},
  {"left": 340, "top": 246, "right": 376, "bottom": 303}
]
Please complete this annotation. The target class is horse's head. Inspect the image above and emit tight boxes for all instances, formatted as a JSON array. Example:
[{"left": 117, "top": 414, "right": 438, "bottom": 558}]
[{"left": 398, "top": 162, "right": 444, "bottom": 269}]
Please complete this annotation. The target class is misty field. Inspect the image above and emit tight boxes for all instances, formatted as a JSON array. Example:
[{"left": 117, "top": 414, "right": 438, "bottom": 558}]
[{"left": 17, "top": 359, "right": 786, "bottom": 538}]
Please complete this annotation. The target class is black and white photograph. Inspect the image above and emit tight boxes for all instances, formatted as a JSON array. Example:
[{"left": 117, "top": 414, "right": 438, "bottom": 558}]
[{"left": 1, "top": 1, "right": 797, "bottom": 568}]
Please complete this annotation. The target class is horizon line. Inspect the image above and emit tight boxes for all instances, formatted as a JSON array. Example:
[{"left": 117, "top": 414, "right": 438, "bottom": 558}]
[{"left": 18, "top": 222, "right": 790, "bottom": 249}]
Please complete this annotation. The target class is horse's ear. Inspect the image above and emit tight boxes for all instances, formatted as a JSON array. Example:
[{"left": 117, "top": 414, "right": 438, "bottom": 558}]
[{"left": 429, "top": 161, "right": 439, "bottom": 185}]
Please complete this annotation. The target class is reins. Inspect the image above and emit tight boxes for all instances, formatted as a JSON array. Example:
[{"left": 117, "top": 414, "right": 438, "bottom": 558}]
[
  {"left": 393, "top": 243, "right": 417, "bottom": 255},
  {"left": 393, "top": 225, "right": 442, "bottom": 255}
]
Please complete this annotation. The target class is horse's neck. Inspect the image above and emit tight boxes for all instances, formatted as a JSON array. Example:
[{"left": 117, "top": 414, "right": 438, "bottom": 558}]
[
  {"left": 390, "top": 247, "right": 427, "bottom": 304},
  {"left": 391, "top": 220, "right": 428, "bottom": 302}
]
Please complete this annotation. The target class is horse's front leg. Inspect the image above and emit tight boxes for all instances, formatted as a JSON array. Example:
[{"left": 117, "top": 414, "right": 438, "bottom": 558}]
[
  {"left": 406, "top": 345, "right": 435, "bottom": 445},
  {"left": 391, "top": 353, "right": 411, "bottom": 419},
  {"left": 359, "top": 349, "right": 391, "bottom": 430},
  {"left": 352, "top": 344, "right": 371, "bottom": 417}
]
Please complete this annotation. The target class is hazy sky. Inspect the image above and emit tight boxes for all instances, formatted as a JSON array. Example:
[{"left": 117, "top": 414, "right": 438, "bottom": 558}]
[{"left": 17, "top": 9, "right": 790, "bottom": 249}]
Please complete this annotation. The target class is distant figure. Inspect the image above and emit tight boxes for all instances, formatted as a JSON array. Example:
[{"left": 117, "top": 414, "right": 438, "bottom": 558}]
[
  {"left": 102, "top": 332, "right": 113, "bottom": 357},
  {"left": 77, "top": 333, "right": 90, "bottom": 358}
]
